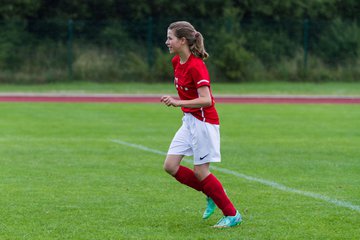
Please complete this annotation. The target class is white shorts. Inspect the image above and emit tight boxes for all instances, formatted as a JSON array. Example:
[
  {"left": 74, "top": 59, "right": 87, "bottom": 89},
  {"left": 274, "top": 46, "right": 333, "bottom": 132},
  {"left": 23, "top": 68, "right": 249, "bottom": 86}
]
[{"left": 167, "top": 113, "right": 221, "bottom": 165}]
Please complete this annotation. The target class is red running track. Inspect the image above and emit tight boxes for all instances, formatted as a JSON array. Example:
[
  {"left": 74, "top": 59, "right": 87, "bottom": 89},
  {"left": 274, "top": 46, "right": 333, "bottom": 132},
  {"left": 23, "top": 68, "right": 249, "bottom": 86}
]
[{"left": 0, "top": 94, "right": 359, "bottom": 104}]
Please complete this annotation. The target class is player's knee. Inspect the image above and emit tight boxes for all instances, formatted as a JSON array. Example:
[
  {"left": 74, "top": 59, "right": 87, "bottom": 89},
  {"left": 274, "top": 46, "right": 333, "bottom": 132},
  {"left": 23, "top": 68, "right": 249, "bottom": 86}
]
[
  {"left": 193, "top": 170, "right": 202, "bottom": 181},
  {"left": 194, "top": 168, "right": 210, "bottom": 181},
  {"left": 163, "top": 161, "right": 176, "bottom": 175}
]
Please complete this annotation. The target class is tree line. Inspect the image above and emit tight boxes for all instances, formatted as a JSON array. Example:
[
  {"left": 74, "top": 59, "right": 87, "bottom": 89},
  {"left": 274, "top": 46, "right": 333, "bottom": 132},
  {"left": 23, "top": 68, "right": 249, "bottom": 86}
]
[
  {"left": 1, "top": 0, "right": 359, "bottom": 22},
  {"left": 0, "top": 0, "right": 359, "bottom": 83}
]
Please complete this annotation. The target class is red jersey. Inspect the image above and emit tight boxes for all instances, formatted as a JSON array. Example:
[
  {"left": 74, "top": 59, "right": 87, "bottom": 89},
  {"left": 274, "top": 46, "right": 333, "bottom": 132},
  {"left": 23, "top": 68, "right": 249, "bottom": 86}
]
[{"left": 171, "top": 54, "right": 219, "bottom": 125}]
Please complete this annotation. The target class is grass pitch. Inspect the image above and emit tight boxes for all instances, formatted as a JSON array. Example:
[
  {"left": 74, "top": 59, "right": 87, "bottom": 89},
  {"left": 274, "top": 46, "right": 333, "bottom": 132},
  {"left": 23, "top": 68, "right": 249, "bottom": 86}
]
[{"left": 0, "top": 102, "right": 359, "bottom": 239}]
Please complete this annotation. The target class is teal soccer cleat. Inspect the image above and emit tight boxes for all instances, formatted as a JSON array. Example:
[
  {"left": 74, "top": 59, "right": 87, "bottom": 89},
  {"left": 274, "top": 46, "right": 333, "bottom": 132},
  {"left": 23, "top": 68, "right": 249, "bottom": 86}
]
[
  {"left": 202, "top": 197, "right": 217, "bottom": 219},
  {"left": 213, "top": 210, "right": 242, "bottom": 228}
]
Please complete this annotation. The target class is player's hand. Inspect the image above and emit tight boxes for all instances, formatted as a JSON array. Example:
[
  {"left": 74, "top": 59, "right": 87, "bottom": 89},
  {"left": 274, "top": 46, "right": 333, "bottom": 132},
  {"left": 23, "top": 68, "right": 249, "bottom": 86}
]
[{"left": 160, "top": 95, "right": 180, "bottom": 107}]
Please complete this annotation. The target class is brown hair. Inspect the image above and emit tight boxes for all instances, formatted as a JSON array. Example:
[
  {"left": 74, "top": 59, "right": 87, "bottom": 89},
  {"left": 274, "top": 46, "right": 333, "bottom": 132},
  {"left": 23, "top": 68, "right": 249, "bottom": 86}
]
[{"left": 168, "top": 21, "right": 209, "bottom": 60}]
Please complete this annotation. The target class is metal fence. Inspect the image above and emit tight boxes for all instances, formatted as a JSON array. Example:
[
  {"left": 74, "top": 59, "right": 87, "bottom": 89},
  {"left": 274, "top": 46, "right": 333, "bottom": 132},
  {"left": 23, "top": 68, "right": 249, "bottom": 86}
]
[{"left": 0, "top": 18, "right": 358, "bottom": 83}]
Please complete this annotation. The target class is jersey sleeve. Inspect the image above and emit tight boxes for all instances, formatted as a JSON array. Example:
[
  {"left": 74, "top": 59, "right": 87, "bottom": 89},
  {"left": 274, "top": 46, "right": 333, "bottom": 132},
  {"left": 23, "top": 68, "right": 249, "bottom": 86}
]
[{"left": 189, "top": 60, "right": 210, "bottom": 88}]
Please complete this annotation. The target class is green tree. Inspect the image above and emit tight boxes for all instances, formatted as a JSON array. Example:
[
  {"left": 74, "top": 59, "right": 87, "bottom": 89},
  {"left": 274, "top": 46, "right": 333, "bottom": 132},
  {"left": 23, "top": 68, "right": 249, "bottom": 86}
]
[{"left": 0, "top": 0, "right": 41, "bottom": 19}]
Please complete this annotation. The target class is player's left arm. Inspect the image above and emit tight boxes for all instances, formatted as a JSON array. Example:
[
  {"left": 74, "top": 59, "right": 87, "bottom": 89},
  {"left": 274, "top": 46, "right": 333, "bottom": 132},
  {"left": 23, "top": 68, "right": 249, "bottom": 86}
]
[{"left": 160, "top": 86, "right": 212, "bottom": 108}]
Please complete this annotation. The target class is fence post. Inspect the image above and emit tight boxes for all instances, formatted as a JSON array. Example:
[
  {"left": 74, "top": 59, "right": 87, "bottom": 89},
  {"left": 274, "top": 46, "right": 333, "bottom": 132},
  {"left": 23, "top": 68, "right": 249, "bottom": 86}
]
[
  {"left": 147, "top": 17, "right": 154, "bottom": 68},
  {"left": 303, "top": 18, "right": 309, "bottom": 74},
  {"left": 67, "top": 19, "right": 73, "bottom": 80}
]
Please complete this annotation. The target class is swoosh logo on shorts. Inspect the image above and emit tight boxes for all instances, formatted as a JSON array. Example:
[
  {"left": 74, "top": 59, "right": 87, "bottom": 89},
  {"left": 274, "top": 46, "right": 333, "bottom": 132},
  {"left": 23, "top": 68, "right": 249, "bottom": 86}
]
[{"left": 200, "top": 154, "right": 209, "bottom": 160}]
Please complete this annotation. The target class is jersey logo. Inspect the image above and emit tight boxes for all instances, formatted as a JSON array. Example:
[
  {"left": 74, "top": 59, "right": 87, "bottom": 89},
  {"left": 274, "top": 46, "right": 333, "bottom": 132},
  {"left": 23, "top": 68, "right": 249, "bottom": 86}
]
[{"left": 200, "top": 154, "right": 209, "bottom": 160}]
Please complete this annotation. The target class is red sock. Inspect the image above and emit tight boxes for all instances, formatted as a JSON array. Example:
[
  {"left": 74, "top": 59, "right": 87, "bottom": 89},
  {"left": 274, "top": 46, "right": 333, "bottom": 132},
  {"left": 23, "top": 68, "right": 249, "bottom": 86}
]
[
  {"left": 201, "top": 173, "right": 237, "bottom": 216},
  {"left": 174, "top": 166, "right": 203, "bottom": 191}
]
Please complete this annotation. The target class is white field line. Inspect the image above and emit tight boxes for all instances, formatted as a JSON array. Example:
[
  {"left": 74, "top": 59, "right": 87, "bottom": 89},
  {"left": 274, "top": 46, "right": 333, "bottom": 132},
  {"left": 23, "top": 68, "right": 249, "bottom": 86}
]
[{"left": 111, "top": 139, "right": 360, "bottom": 213}]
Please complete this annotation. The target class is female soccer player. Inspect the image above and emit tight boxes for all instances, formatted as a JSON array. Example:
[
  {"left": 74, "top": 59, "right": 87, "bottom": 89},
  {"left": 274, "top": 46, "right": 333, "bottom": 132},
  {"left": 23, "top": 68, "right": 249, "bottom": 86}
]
[{"left": 160, "top": 21, "right": 241, "bottom": 228}]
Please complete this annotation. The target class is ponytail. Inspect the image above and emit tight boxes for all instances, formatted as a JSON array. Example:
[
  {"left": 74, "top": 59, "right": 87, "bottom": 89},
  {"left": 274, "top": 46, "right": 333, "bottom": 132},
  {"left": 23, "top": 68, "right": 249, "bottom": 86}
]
[{"left": 190, "top": 31, "right": 209, "bottom": 60}]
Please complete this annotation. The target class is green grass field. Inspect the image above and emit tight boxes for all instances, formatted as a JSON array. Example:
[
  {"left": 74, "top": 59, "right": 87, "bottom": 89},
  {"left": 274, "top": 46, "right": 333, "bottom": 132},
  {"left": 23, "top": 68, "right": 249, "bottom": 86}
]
[{"left": 0, "top": 102, "right": 359, "bottom": 239}]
